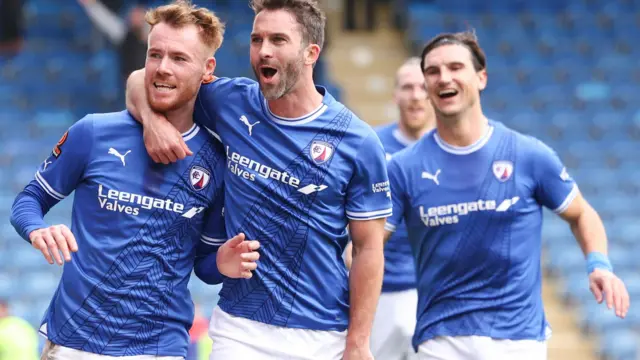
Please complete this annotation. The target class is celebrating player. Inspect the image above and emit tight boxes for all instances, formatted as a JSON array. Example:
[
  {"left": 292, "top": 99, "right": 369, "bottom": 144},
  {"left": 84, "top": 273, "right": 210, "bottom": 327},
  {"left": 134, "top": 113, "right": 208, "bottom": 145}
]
[
  {"left": 10, "top": 4, "right": 260, "bottom": 359},
  {"left": 126, "top": 0, "right": 391, "bottom": 359},
  {"left": 345, "top": 57, "right": 435, "bottom": 360},
  {"left": 384, "top": 31, "right": 630, "bottom": 359}
]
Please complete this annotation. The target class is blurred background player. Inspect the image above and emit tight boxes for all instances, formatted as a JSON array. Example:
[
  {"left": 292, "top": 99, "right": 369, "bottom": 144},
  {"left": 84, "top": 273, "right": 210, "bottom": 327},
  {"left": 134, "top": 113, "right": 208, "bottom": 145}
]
[
  {"left": 384, "top": 31, "right": 630, "bottom": 360},
  {"left": 0, "top": 299, "right": 38, "bottom": 360},
  {"left": 2, "top": 1, "right": 640, "bottom": 359},
  {"left": 126, "top": 1, "right": 391, "bottom": 359},
  {"left": 345, "top": 56, "right": 435, "bottom": 360},
  {"left": 9, "top": 3, "right": 259, "bottom": 359}
]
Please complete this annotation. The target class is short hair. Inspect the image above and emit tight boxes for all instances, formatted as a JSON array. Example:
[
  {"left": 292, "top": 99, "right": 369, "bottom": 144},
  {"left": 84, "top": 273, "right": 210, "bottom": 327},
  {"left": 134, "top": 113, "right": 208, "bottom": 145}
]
[
  {"left": 395, "top": 57, "right": 422, "bottom": 86},
  {"left": 250, "top": 0, "right": 326, "bottom": 49},
  {"left": 420, "top": 31, "right": 486, "bottom": 73},
  {"left": 145, "top": 0, "right": 225, "bottom": 53}
]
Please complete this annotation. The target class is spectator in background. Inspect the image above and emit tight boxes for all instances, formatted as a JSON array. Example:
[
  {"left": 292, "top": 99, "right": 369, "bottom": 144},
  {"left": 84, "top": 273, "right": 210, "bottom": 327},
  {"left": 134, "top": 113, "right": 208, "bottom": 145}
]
[
  {"left": 344, "top": 0, "right": 375, "bottom": 31},
  {"left": 77, "top": 0, "right": 149, "bottom": 89},
  {"left": 0, "top": 0, "right": 25, "bottom": 56},
  {"left": 0, "top": 299, "right": 38, "bottom": 360},
  {"left": 187, "top": 303, "right": 213, "bottom": 360}
]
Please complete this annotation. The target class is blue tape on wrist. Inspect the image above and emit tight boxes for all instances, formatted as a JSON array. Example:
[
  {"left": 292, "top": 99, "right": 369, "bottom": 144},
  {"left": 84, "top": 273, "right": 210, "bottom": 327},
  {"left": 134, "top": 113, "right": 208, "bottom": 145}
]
[{"left": 586, "top": 252, "right": 613, "bottom": 275}]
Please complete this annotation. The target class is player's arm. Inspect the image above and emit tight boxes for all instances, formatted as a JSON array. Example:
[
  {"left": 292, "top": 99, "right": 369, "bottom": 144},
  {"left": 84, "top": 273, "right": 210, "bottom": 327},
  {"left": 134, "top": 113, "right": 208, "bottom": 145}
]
[
  {"left": 125, "top": 69, "right": 192, "bottom": 164},
  {"left": 533, "top": 140, "right": 629, "bottom": 318},
  {"left": 344, "top": 132, "right": 392, "bottom": 354},
  {"left": 10, "top": 118, "right": 93, "bottom": 265},
  {"left": 345, "top": 157, "right": 405, "bottom": 270},
  {"left": 193, "top": 184, "right": 260, "bottom": 283}
]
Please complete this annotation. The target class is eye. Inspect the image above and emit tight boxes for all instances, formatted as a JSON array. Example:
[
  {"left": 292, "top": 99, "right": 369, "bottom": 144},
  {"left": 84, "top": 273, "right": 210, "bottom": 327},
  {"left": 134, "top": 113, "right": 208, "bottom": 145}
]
[
  {"left": 174, "top": 56, "right": 186, "bottom": 62},
  {"left": 149, "top": 53, "right": 161, "bottom": 59},
  {"left": 251, "top": 37, "right": 262, "bottom": 44}
]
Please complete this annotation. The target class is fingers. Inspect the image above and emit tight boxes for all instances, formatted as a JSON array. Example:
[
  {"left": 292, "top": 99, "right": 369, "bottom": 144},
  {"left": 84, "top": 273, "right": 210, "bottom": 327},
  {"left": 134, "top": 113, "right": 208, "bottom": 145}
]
[
  {"left": 241, "top": 251, "right": 260, "bottom": 262},
  {"left": 590, "top": 280, "right": 603, "bottom": 303},
  {"left": 61, "top": 226, "right": 78, "bottom": 252},
  {"left": 226, "top": 233, "right": 246, "bottom": 248},
  {"left": 247, "top": 240, "right": 260, "bottom": 251},
  {"left": 240, "top": 270, "right": 253, "bottom": 279},
  {"left": 241, "top": 261, "right": 258, "bottom": 271},
  {"left": 614, "top": 278, "right": 630, "bottom": 318},
  {"left": 42, "top": 229, "right": 62, "bottom": 265},
  {"left": 33, "top": 238, "right": 54, "bottom": 265},
  {"left": 602, "top": 278, "right": 614, "bottom": 310},
  {"left": 50, "top": 226, "right": 71, "bottom": 262},
  {"left": 181, "top": 138, "right": 193, "bottom": 157}
]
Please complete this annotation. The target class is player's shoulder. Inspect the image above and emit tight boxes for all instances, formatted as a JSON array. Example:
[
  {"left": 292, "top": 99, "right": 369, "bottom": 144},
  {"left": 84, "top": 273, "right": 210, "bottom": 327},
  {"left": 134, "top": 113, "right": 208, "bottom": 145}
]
[
  {"left": 85, "top": 110, "right": 139, "bottom": 131},
  {"left": 203, "top": 76, "right": 258, "bottom": 94},
  {"left": 374, "top": 122, "right": 398, "bottom": 138},
  {"left": 497, "top": 121, "right": 557, "bottom": 156}
]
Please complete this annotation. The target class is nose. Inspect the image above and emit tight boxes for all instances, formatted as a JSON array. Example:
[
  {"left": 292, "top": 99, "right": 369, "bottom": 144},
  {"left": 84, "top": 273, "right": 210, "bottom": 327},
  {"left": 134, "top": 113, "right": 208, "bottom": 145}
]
[
  {"left": 258, "top": 42, "right": 274, "bottom": 59},
  {"left": 157, "top": 56, "right": 171, "bottom": 75},
  {"left": 438, "top": 68, "right": 452, "bottom": 84}
]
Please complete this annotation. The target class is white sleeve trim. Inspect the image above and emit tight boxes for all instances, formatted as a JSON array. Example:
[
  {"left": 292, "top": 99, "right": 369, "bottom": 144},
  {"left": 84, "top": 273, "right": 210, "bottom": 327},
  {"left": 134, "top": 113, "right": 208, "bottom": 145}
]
[
  {"left": 346, "top": 208, "right": 392, "bottom": 220},
  {"left": 552, "top": 183, "right": 579, "bottom": 214},
  {"left": 201, "top": 235, "right": 226, "bottom": 246},
  {"left": 384, "top": 222, "right": 397, "bottom": 232},
  {"left": 35, "top": 171, "right": 65, "bottom": 201}
]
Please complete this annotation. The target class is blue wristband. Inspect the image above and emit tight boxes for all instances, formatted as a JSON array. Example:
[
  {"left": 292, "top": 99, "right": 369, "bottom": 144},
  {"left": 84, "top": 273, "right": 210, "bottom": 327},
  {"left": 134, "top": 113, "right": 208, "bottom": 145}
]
[{"left": 586, "top": 252, "right": 613, "bottom": 275}]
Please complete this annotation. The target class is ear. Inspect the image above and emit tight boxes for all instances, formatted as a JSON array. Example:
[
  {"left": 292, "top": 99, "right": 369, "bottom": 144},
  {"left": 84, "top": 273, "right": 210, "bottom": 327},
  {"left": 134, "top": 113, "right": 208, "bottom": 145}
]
[
  {"left": 202, "top": 57, "right": 216, "bottom": 84},
  {"left": 304, "top": 43, "right": 321, "bottom": 66},
  {"left": 477, "top": 68, "right": 487, "bottom": 91}
]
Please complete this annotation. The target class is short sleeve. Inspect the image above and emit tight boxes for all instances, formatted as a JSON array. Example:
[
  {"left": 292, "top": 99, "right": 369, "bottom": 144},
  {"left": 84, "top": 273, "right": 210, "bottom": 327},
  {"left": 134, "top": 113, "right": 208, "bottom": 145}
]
[
  {"left": 384, "top": 156, "right": 406, "bottom": 232},
  {"left": 345, "top": 132, "right": 393, "bottom": 221},
  {"left": 200, "top": 191, "right": 227, "bottom": 251},
  {"left": 532, "top": 139, "right": 578, "bottom": 214},
  {"left": 194, "top": 77, "right": 251, "bottom": 138},
  {"left": 35, "top": 116, "right": 93, "bottom": 201}
]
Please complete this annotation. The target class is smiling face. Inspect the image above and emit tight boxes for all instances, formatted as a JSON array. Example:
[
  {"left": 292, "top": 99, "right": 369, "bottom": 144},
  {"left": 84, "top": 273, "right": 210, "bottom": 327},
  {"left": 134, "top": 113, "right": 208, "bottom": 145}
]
[
  {"left": 422, "top": 43, "right": 487, "bottom": 119},
  {"left": 144, "top": 22, "right": 214, "bottom": 113},
  {"left": 250, "top": 9, "right": 310, "bottom": 100},
  {"left": 394, "top": 63, "right": 433, "bottom": 133}
]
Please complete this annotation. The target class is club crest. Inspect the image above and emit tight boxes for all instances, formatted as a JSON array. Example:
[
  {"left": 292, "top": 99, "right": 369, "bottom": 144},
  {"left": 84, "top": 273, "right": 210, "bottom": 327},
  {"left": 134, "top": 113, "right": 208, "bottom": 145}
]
[
  {"left": 310, "top": 141, "right": 334, "bottom": 164},
  {"left": 492, "top": 161, "right": 513, "bottom": 182},
  {"left": 190, "top": 166, "right": 211, "bottom": 191}
]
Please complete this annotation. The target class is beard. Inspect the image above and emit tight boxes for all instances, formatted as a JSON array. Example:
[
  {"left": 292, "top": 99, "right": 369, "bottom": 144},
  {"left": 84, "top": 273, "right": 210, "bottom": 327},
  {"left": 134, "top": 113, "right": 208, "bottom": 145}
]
[
  {"left": 254, "top": 55, "right": 305, "bottom": 101},
  {"left": 146, "top": 81, "right": 199, "bottom": 114}
]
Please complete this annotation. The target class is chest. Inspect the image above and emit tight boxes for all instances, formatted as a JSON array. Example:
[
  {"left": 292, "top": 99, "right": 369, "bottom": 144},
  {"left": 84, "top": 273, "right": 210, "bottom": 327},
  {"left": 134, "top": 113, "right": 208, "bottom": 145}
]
[
  {"left": 404, "top": 153, "right": 537, "bottom": 230},
  {"left": 82, "top": 143, "right": 217, "bottom": 220},
  {"left": 215, "top": 107, "right": 356, "bottom": 208}
]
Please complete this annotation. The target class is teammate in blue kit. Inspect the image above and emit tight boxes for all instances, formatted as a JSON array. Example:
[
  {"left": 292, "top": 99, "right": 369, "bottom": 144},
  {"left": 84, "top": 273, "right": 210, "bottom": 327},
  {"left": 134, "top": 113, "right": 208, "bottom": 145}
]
[
  {"left": 346, "top": 57, "right": 435, "bottom": 360},
  {"left": 10, "top": 4, "right": 260, "bottom": 359},
  {"left": 384, "top": 31, "right": 630, "bottom": 360},
  {"left": 126, "top": 1, "right": 391, "bottom": 359}
]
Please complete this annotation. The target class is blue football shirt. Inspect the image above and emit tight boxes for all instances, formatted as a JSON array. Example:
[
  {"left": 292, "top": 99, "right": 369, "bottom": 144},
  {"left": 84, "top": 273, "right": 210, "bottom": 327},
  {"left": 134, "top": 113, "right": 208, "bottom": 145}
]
[
  {"left": 375, "top": 123, "right": 418, "bottom": 292},
  {"left": 385, "top": 121, "right": 577, "bottom": 349},
  {"left": 194, "top": 77, "right": 392, "bottom": 331},
  {"left": 24, "top": 111, "right": 226, "bottom": 357}
]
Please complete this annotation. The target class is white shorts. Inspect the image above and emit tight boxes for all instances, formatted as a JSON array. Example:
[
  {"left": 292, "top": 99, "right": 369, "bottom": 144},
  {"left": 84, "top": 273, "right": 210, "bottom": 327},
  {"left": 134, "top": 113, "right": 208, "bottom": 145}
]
[
  {"left": 40, "top": 340, "right": 183, "bottom": 360},
  {"left": 418, "top": 336, "right": 547, "bottom": 360},
  {"left": 208, "top": 306, "right": 346, "bottom": 360},
  {"left": 370, "top": 289, "right": 419, "bottom": 360}
]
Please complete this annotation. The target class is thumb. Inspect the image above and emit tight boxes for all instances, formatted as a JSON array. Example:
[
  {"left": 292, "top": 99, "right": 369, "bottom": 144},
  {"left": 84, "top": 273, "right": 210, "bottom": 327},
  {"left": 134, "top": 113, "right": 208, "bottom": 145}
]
[
  {"left": 226, "top": 233, "right": 246, "bottom": 248},
  {"left": 180, "top": 137, "right": 193, "bottom": 156}
]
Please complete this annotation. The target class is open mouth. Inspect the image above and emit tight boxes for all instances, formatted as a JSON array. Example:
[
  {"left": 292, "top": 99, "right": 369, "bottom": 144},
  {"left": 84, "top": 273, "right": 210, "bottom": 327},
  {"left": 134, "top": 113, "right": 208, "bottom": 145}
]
[
  {"left": 154, "top": 82, "right": 176, "bottom": 91},
  {"left": 438, "top": 89, "right": 458, "bottom": 99},
  {"left": 260, "top": 66, "right": 278, "bottom": 80}
]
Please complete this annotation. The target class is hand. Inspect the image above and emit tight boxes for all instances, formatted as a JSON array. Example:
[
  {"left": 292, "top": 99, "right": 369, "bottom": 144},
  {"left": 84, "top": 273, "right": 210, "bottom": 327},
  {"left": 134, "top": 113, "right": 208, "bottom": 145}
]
[
  {"left": 342, "top": 343, "right": 373, "bottom": 360},
  {"left": 589, "top": 268, "right": 630, "bottom": 318},
  {"left": 142, "top": 110, "right": 192, "bottom": 164},
  {"left": 216, "top": 233, "right": 260, "bottom": 279},
  {"left": 29, "top": 225, "right": 78, "bottom": 265}
]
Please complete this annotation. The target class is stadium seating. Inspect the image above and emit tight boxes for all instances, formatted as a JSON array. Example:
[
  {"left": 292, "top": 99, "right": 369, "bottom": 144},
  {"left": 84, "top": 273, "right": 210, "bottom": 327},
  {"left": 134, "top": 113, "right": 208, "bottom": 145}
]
[{"left": 400, "top": 0, "right": 639, "bottom": 359}]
